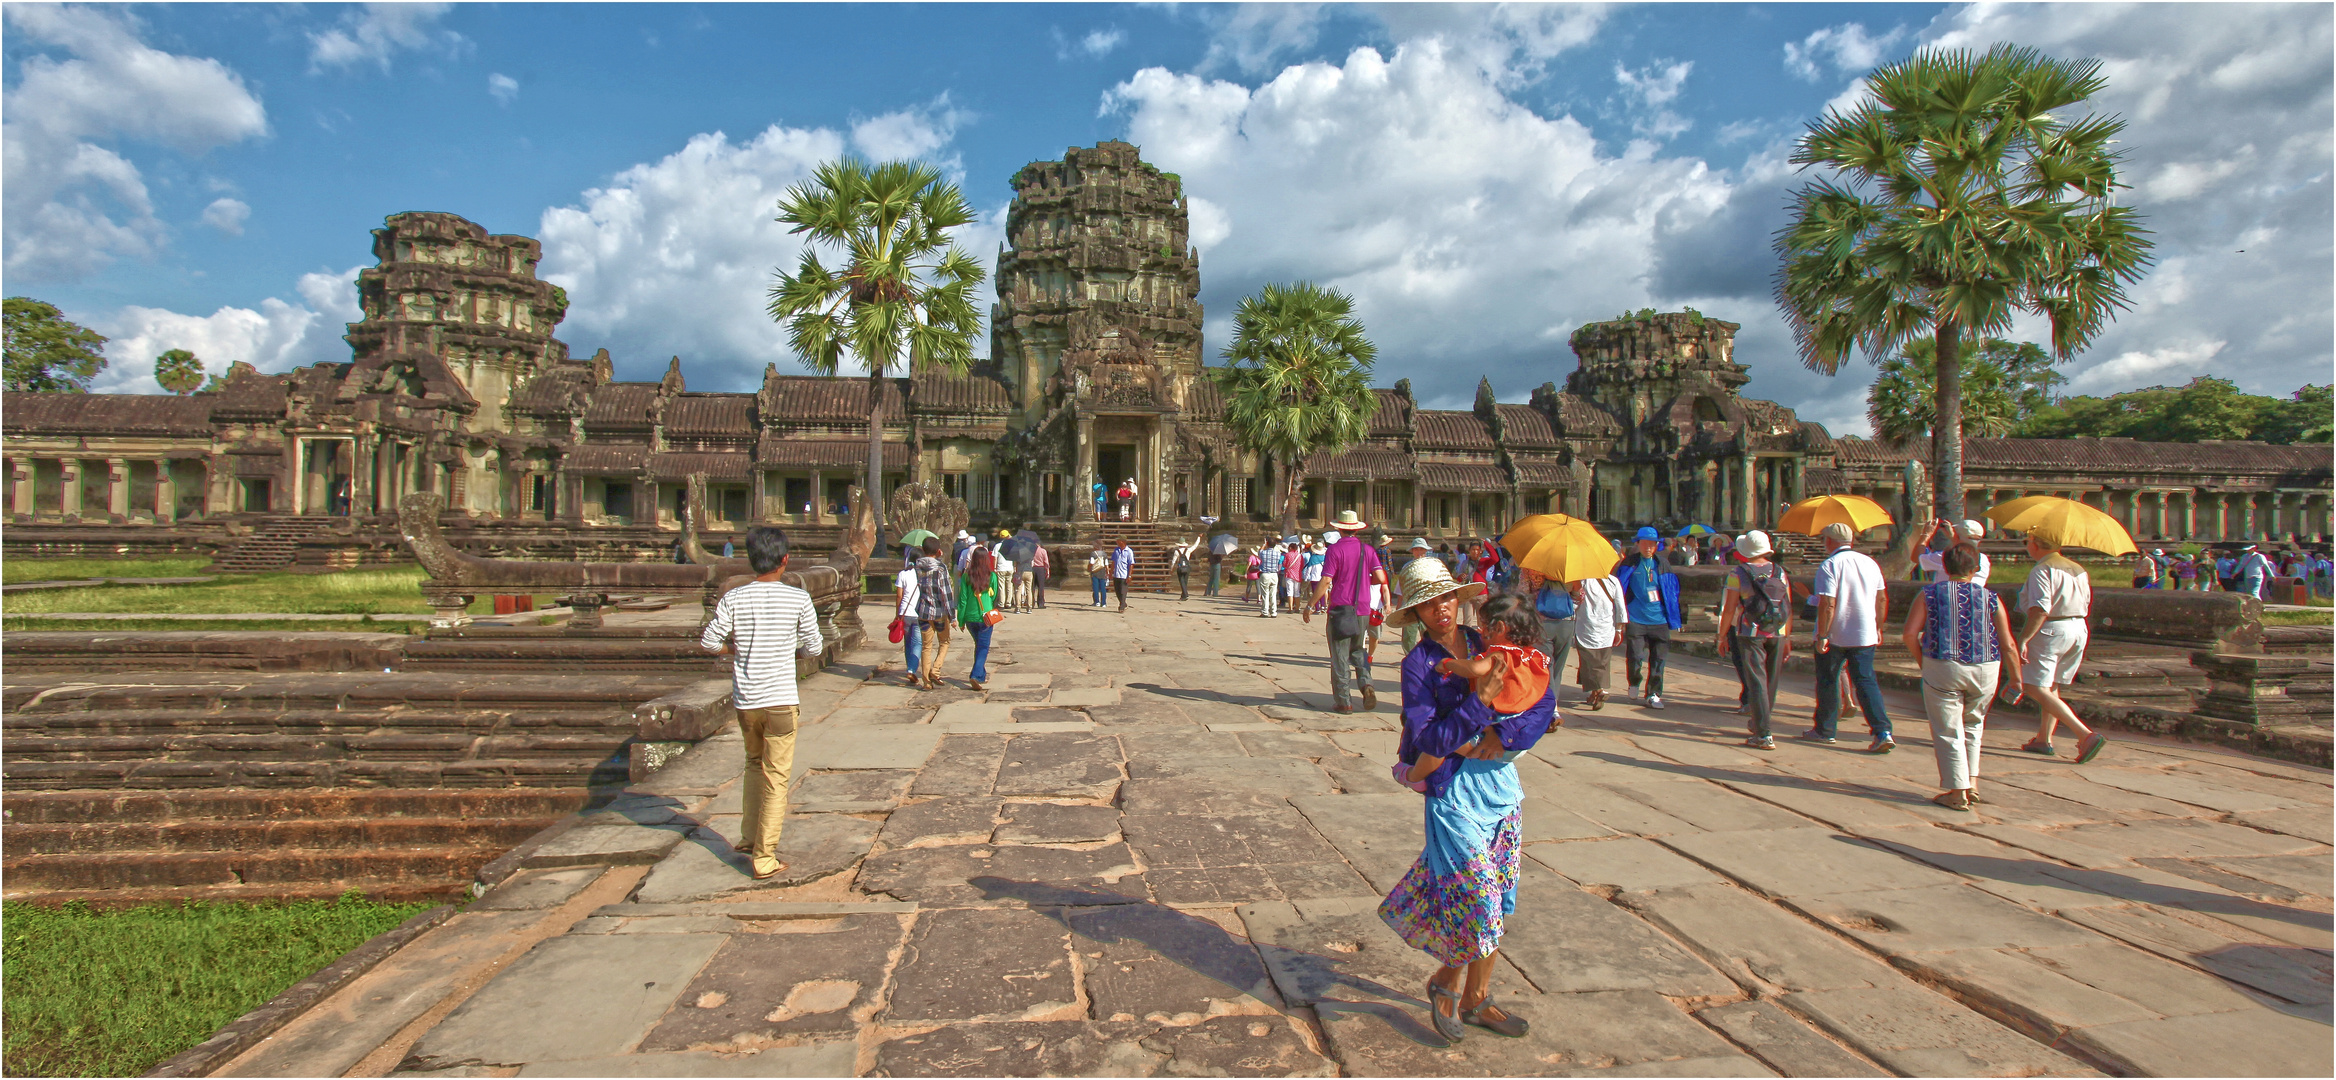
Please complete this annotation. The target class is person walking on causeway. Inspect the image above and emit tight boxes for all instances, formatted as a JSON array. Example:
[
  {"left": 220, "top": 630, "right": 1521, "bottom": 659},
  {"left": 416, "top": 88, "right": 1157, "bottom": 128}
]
[
  {"left": 1380, "top": 558, "right": 1552, "bottom": 1041},
  {"left": 1617, "top": 527, "right": 1683, "bottom": 709}
]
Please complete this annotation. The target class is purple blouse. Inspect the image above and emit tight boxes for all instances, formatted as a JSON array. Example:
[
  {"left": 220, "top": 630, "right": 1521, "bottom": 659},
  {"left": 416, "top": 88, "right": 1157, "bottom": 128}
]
[{"left": 1398, "top": 628, "right": 1557, "bottom": 797}]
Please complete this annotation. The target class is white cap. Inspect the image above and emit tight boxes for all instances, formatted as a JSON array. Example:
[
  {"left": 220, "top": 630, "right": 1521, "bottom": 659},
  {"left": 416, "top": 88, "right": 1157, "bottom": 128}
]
[{"left": 1957, "top": 519, "right": 1986, "bottom": 540}]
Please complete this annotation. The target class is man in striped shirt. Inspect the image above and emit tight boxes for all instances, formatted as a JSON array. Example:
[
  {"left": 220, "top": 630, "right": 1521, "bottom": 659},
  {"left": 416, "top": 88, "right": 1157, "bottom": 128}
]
[{"left": 699, "top": 527, "right": 826, "bottom": 880}]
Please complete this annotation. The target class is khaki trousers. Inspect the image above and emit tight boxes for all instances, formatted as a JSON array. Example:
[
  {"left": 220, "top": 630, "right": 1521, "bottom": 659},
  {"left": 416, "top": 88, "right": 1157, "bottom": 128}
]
[
  {"left": 738, "top": 705, "right": 798, "bottom": 875},
  {"left": 918, "top": 620, "right": 953, "bottom": 685}
]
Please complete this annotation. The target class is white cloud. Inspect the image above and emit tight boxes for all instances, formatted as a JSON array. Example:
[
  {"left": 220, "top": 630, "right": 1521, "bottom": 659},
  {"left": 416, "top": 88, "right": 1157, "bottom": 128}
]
[
  {"left": 1199, "top": 3, "right": 1328, "bottom": 77},
  {"left": 487, "top": 73, "right": 519, "bottom": 106},
  {"left": 2, "top": 5, "right": 268, "bottom": 280},
  {"left": 2066, "top": 340, "right": 2227, "bottom": 394},
  {"left": 536, "top": 111, "right": 1003, "bottom": 390},
  {"left": 1056, "top": 27, "right": 1125, "bottom": 61},
  {"left": 1104, "top": 41, "right": 1735, "bottom": 411},
  {"left": 308, "top": 3, "right": 462, "bottom": 72},
  {"left": 200, "top": 197, "right": 249, "bottom": 235},
  {"left": 1784, "top": 23, "right": 1906, "bottom": 83},
  {"left": 1614, "top": 58, "right": 1693, "bottom": 139}
]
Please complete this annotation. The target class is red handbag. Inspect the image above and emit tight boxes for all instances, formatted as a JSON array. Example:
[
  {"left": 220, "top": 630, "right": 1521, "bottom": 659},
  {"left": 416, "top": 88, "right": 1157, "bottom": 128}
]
[{"left": 887, "top": 616, "right": 906, "bottom": 644}]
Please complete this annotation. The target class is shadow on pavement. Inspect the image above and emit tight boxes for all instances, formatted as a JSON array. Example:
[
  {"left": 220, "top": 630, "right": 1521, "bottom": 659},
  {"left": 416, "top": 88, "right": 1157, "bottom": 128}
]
[
  {"left": 1866, "top": 838, "right": 2336, "bottom": 934},
  {"left": 971, "top": 876, "right": 1449, "bottom": 1047}
]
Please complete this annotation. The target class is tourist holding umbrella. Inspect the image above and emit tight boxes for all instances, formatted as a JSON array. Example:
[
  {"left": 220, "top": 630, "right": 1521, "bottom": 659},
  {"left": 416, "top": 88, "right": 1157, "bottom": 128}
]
[
  {"left": 1207, "top": 531, "right": 1239, "bottom": 596},
  {"left": 1985, "top": 496, "right": 2129, "bottom": 764}
]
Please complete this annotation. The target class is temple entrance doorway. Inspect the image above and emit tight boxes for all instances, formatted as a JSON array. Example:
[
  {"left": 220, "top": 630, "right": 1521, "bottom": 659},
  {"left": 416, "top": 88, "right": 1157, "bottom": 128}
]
[{"left": 1096, "top": 445, "right": 1133, "bottom": 515}]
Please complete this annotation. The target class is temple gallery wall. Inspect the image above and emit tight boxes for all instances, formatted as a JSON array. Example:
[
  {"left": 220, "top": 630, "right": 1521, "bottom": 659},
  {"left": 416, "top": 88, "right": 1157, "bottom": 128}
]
[{"left": 7, "top": 141, "right": 2330, "bottom": 556}]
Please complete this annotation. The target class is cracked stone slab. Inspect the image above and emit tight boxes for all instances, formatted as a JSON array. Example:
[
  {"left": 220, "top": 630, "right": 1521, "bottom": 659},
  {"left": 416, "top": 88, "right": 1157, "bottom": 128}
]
[
  {"left": 880, "top": 907, "right": 1078, "bottom": 1023},
  {"left": 1323, "top": 988, "right": 1764, "bottom": 1077},
  {"left": 1698, "top": 1000, "right": 1884, "bottom": 1078},
  {"left": 1661, "top": 828, "right": 1961, "bottom": 898},
  {"left": 1530, "top": 838, "right": 1724, "bottom": 892},
  {"left": 1123, "top": 805, "right": 1345, "bottom": 871},
  {"left": 857, "top": 841, "right": 1146, "bottom": 906},
  {"left": 793, "top": 725, "right": 942, "bottom": 772},
  {"left": 995, "top": 802, "right": 1122, "bottom": 844},
  {"left": 910, "top": 735, "right": 1005, "bottom": 796},
  {"left": 523, "top": 823, "right": 691, "bottom": 868},
  {"left": 2068, "top": 1006, "right": 2335, "bottom": 1078},
  {"left": 472, "top": 867, "right": 608, "bottom": 911},
  {"left": 2196, "top": 853, "right": 2336, "bottom": 899},
  {"left": 870, "top": 1016, "right": 1332, "bottom": 1077},
  {"left": 1146, "top": 862, "right": 1376, "bottom": 905},
  {"left": 2079, "top": 769, "right": 2302, "bottom": 814},
  {"left": 789, "top": 769, "right": 915, "bottom": 812},
  {"left": 1789, "top": 884, "right": 2103, "bottom": 954},
  {"left": 1288, "top": 794, "right": 1428, "bottom": 895},
  {"left": 636, "top": 815, "right": 877, "bottom": 902},
  {"left": 633, "top": 732, "right": 746, "bottom": 796},
  {"left": 640, "top": 914, "right": 906, "bottom": 1047},
  {"left": 877, "top": 796, "right": 1001, "bottom": 849},
  {"left": 1497, "top": 863, "right": 1737, "bottom": 999},
  {"left": 2060, "top": 904, "right": 2335, "bottom": 1008},
  {"left": 993, "top": 733, "right": 1124, "bottom": 798},
  {"left": 1617, "top": 884, "right": 1894, "bottom": 994},
  {"left": 1083, "top": 701, "right": 1193, "bottom": 726},
  {"left": 512, "top": 1044, "right": 857, "bottom": 1077},
  {"left": 406, "top": 934, "right": 726, "bottom": 1068},
  {"left": 1047, "top": 687, "right": 1122, "bottom": 707},
  {"left": 1595, "top": 779, "right": 1816, "bottom": 833},
  {"left": 1781, "top": 982, "right": 2097, "bottom": 1077},
  {"left": 1065, "top": 903, "right": 1284, "bottom": 1021}
]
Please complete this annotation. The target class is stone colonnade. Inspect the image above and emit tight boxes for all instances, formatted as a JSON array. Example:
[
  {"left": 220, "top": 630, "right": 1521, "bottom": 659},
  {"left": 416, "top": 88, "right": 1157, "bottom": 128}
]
[{"left": 6, "top": 454, "right": 210, "bottom": 523}]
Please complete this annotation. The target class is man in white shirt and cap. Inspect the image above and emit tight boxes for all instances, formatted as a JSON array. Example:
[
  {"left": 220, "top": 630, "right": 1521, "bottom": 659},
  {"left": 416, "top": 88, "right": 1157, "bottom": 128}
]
[
  {"left": 2015, "top": 529, "right": 2109, "bottom": 763},
  {"left": 1918, "top": 519, "right": 1991, "bottom": 585}
]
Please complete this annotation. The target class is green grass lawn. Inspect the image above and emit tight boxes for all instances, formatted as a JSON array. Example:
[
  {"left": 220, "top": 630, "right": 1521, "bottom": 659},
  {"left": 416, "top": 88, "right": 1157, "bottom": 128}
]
[
  {"left": 2263, "top": 609, "right": 2333, "bottom": 627},
  {"left": 0, "top": 565, "right": 516, "bottom": 616},
  {"left": 1, "top": 556, "right": 216, "bottom": 585},
  {"left": 1, "top": 617, "right": 421, "bottom": 634},
  {"left": 2, "top": 894, "right": 437, "bottom": 1077}
]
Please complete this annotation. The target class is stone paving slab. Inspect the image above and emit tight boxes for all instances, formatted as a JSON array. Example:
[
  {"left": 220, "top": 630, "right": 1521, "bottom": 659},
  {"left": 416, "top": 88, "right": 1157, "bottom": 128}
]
[
  {"left": 512, "top": 1044, "right": 856, "bottom": 1077},
  {"left": 880, "top": 906, "right": 1080, "bottom": 1023},
  {"left": 1617, "top": 884, "right": 1895, "bottom": 994},
  {"left": 1696, "top": 1000, "right": 1886, "bottom": 1077},
  {"left": 1498, "top": 863, "right": 1737, "bottom": 999},
  {"left": 1530, "top": 837, "right": 1725, "bottom": 892},
  {"left": 1662, "top": 828, "right": 1962, "bottom": 898},
  {"left": 1789, "top": 883, "right": 2107, "bottom": 953},
  {"left": 640, "top": 915, "right": 906, "bottom": 1046},
  {"left": 870, "top": 1016, "right": 1332, "bottom": 1077},
  {"left": 2065, "top": 1006, "right": 2335, "bottom": 1078},
  {"left": 406, "top": 933, "right": 727, "bottom": 1068},
  {"left": 1780, "top": 982, "right": 2098, "bottom": 1077},
  {"left": 1063, "top": 903, "right": 1285, "bottom": 1020}
]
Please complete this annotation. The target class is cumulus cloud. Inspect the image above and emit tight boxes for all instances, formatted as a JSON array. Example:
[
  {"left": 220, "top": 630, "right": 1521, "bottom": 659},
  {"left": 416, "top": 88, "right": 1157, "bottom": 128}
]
[
  {"left": 2, "top": 4, "right": 268, "bottom": 280},
  {"left": 535, "top": 108, "right": 1003, "bottom": 390},
  {"left": 1614, "top": 58, "right": 1694, "bottom": 140},
  {"left": 83, "top": 266, "right": 362, "bottom": 394},
  {"left": 1104, "top": 41, "right": 1737, "bottom": 412},
  {"left": 1199, "top": 3, "right": 1329, "bottom": 77},
  {"left": 200, "top": 197, "right": 249, "bottom": 235},
  {"left": 1784, "top": 23, "right": 1906, "bottom": 83},
  {"left": 488, "top": 73, "right": 519, "bottom": 105},
  {"left": 308, "top": 3, "right": 463, "bottom": 72}
]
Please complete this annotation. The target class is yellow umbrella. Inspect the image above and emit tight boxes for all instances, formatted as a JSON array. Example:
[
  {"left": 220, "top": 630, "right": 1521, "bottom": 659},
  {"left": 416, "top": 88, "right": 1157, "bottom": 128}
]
[
  {"left": 1984, "top": 496, "right": 2138, "bottom": 555},
  {"left": 1777, "top": 494, "right": 1894, "bottom": 537},
  {"left": 1500, "top": 513, "right": 1619, "bottom": 583}
]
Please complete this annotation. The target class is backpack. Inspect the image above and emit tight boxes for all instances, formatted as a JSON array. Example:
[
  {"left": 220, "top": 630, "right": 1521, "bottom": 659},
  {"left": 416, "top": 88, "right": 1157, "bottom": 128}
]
[{"left": 1736, "top": 562, "right": 1790, "bottom": 632}]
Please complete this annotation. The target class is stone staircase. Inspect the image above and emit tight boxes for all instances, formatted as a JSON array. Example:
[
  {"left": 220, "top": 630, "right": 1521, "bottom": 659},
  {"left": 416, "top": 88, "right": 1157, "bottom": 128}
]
[
  {"left": 0, "top": 670, "right": 695, "bottom": 904},
  {"left": 1083, "top": 521, "right": 1201, "bottom": 594},
  {"left": 211, "top": 516, "right": 336, "bottom": 573}
]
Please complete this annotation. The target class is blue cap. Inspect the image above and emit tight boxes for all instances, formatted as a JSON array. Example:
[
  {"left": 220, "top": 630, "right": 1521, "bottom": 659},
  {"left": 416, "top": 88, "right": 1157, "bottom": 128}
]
[{"left": 1635, "top": 526, "right": 1660, "bottom": 542}]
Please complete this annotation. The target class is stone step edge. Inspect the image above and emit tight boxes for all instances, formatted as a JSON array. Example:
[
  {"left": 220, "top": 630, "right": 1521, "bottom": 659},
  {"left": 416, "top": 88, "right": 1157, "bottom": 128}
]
[{"left": 591, "top": 901, "right": 917, "bottom": 919}]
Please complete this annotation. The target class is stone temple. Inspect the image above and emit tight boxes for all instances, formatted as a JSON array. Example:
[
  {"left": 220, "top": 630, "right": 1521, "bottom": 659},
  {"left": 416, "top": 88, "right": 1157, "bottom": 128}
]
[{"left": 5, "top": 141, "right": 2330, "bottom": 561}]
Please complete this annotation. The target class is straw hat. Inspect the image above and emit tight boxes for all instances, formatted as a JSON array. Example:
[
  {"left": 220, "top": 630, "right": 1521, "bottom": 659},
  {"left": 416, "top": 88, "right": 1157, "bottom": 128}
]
[
  {"left": 1387, "top": 556, "right": 1485, "bottom": 627},
  {"left": 1330, "top": 510, "right": 1369, "bottom": 531}
]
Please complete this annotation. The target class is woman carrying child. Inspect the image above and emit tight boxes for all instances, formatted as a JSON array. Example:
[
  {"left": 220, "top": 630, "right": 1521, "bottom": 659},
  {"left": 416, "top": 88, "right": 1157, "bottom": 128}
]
[{"left": 1379, "top": 559, "right": 1555, "bottom": 1043}]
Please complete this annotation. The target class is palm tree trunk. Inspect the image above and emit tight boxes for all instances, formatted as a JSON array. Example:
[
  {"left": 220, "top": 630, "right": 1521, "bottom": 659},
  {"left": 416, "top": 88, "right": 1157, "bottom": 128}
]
[
  {"left": 1279, "top": 454, "right": 1298, "bottom": 539},
  {"left": 867, "top": 367, "right": 887, "bottom": 542},
  {"left": 1931, "top": 321, "right": 1964, "bottom": 525}
]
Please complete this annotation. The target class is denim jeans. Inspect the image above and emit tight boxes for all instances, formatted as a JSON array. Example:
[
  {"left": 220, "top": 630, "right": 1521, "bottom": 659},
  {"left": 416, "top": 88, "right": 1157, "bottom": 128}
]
[
  {"left": 967, "top": 620, "right": 993, "bottom": 683},
  {"left": 1091, "top": 577, "right": 1107, "bottom": 606},
  {"left": 1624, "top": 623, "right": 1670, "bottom": 696},
  {"left": 1814, "top": 643, "right": 1892, "bottom": 740},
  {"left": 902, "top": 614, "right": 922, "bottom": 675}
]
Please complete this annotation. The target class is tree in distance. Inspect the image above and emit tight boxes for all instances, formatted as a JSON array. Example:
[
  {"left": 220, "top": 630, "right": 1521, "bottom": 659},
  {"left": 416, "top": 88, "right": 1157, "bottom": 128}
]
[
  {"left": 768, "top": 159, "right": 985, "bottom": 539},
  {"left": 3, "top": 297, "right": 109, "bottom": 393},
  {"left": 1776, "top": 43, "right": 2154, "bottom": 522},
  {"left": 154, "top": 348, "right": 205, "bottom": 395},
  {"left": 1214, "top": 281, "right": 1379, "bottom": 537},
  {"left": 1867, "top": 337, "right": 2065, "bottom": 446},
  {"left": 2016, "top": 378, "right": 2333, "bottom": 445}
]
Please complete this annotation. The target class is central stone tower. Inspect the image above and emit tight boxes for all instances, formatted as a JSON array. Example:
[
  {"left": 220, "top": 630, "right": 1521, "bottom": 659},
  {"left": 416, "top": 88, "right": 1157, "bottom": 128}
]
[{"left": 989, "top": 142, "right": 1214, "bottom": 522}]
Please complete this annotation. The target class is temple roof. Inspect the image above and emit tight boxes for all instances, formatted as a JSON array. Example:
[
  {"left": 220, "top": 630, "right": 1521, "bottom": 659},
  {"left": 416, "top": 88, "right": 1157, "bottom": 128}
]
[
  {"left": 1545, "top": 392, "right": 1619, "bottom": 436},
  {"left": 910, "top": 370, "right": 1012, "bottom": 413},
  {"left": 2, "top": 392, "right": 213, "bottom": 437},
  {"left": 1832, "top": 436, "right": 2334, "bottom": 475},
  {"left": 762, "top": 376, "right": 906, "bottom": 423},
  {"left": 1301, "top": 446, "right": 1415, "bottom": 479},
  {"left": 1418, "top": 462, "right": 1507, "bottom": 489},
  {"left": 753, "top": 435, "right": 913, "bottom": 469},
  {"left": 1493, "top": 404, "right": 1560, "bottom": 449},
  {"left": 583, "top": 384, "right": 662, "bottom": 430},
  {"left": 1415, "top": 410, "right": 1496, "bottom": 450},
  {"left": 662, "top": 394, "right": 754, "bottom": 436},
  {"left": 1368, "top": 389, "right": 1410, "bottom": 437}
]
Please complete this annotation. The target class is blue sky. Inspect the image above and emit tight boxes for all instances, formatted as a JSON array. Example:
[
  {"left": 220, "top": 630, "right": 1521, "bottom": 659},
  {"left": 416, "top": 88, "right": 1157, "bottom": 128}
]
[{"left": 7, "top": 3, "right": 2328, "bottom": 436}]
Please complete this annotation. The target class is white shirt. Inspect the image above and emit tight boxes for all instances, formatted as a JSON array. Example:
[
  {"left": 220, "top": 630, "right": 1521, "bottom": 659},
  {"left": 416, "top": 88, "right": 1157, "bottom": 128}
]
[
  {"left": 1918, "top": 549, "right": 1991, "bottom": 586},
  {"left": 1573, "top": 576, "right": 1625, "bottom": 648},
  {"left": 1812, "top": 547, "right": 1885, "bottom": 647},
  {"left": 2020, "top": 555, "right": 2092, "bottom": 618},
  {"left": 895, "top": 567, "right": 920, "bottom": 618},
  {"left": 699, "top": 579, "right": 825, "bottom": 710},
  {"left": 993, "top": 546, "right": 1015, "bottom": 574}
]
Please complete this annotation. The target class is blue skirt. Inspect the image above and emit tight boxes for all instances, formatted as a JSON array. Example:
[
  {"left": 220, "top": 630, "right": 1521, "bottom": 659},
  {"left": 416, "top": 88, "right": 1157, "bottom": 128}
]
[{"left": 1378, "top": 758, "right": 1523, "bottom": 966}]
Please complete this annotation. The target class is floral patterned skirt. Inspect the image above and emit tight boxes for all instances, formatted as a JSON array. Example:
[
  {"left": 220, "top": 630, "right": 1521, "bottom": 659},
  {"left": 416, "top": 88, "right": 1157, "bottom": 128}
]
[{"left": 1378, "top": 758, "right": 1522, "bottom": 967}]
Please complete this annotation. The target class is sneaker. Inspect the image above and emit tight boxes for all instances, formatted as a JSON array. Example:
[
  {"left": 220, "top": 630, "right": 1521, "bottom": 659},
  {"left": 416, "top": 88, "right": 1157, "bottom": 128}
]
[
  {"left": 1868, "top": 738, "right": 1896, "bottom": 754},
  {"left": 1797, "top": 729, "right": 1837, "bottom": 744},
  {"left": 1645, "top": 695, "right": 1665, "bottom": 710},
  {"left": 1743, "top": 736, "right": 1777, "bottom": 750}
]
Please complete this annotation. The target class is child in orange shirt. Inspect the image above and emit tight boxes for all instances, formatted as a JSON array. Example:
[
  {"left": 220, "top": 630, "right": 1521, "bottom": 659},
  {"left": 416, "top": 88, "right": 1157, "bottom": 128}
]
[{"left": 1394, "top": 596, "right": 1555, "bottom": 790}]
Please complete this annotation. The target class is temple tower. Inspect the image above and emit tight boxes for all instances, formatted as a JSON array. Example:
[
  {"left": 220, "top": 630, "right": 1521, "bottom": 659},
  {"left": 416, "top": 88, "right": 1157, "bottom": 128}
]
[{"left": 989, "top": 142, "right": 1206, "bottom": 521}]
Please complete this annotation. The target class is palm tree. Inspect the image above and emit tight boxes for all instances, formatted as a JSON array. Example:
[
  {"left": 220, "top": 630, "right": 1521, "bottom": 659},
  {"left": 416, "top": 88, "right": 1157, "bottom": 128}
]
[
  {"left": 1214, "top": 282, "right": 1378, "bottom": 536},
  {"left": 1776, "top": 43, "right": 2153, "bottom": 521},
  {"left": 154, "top": 348, "right": 204, "bottom": 395},
  {"left": 1866, "top": 337, "right": 2059, "bottom": 446},
  {"left": 768, "top": 159, "right": 985, "bottom": 540}
]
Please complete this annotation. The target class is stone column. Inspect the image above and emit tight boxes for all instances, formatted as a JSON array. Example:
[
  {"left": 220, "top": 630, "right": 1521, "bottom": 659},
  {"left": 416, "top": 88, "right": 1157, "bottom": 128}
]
[
  {"left": 2242, "top": 494, "right": 2258, "bottom": 540},
  {"left": 1073, "top": 416, "right": 1094, "bottom": 521},
  {"left": 11, "top": 459, "right": 32, "bottom": 521},
  {"left": 810, "top": 469, "right": 827, "bottom": 523},
  {"left": 104, "top": 457, "right": 128, "bottom": 523},
  {"left": 59, "top": 460, "right": 82, "bottom": 519},
  {"left": 155, "top": 459, "right": 176, "bottom": 521},
  {"left": 2181, "top": 491, "right": 2196, "bottom": 540}
]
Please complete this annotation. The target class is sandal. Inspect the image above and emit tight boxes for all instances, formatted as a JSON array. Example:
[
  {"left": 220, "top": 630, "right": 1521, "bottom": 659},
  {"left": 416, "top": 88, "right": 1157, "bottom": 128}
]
[
  {"left": 2017, "top": 739, "right": 2056, "bottom": 756},
  {"left": 2076, "top": 733, "right": 2110, "bottom": 764},
  {"left": 1931, "top": 791, "right": 1973, "bottom": 812},
  {"left": 1425, "top": 980, "right": 1466, "bottom": 1042},
  {"left": 1461, "top": 995, "right": 1529, "bottom": 1038},
  {"left": 751, "top": 861, "right": 791, "bottom": 880}
]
